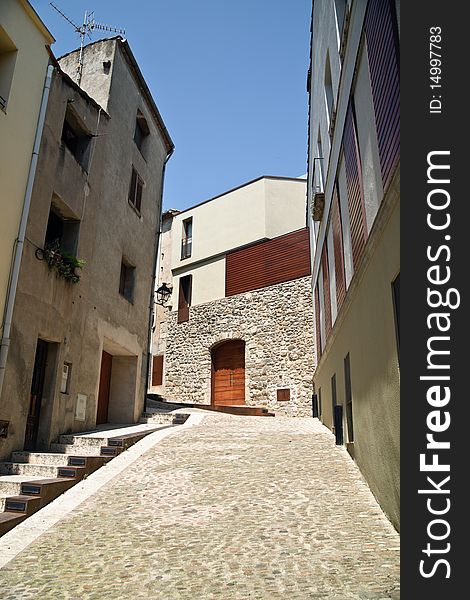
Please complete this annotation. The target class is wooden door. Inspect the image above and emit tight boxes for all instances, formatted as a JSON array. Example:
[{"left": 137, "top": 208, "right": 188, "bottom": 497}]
[
  {"left": 211, "top": 340, "right": 245, "bottom": 406},
  {"left": 24, "top": 339, "right": 48, "bottom": 451},
  {"left": 97, "top": 351, "right": 112, "bottom": 424}
]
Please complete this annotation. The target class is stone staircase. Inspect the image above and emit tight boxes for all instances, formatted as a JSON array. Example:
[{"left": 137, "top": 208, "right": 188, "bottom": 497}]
[{"left": 0, "top": 408, "right": 190, "bottom": 537}]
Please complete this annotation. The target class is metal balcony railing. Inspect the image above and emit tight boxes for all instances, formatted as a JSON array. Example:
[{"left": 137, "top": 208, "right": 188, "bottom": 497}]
[
  {"left": 0, "top": 95, "right": 7, "bottom": 111},
  {"left": 181, "top": 237, "right": 192, "bottom": 259}
]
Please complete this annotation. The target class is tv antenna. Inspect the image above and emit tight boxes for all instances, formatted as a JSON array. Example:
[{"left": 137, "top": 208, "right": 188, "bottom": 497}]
[{"left": 50, "top": 2, "right": 125, "bottom": 85}]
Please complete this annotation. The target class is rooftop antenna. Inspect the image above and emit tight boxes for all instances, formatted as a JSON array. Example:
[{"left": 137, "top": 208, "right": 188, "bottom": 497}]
[{"left": 50, "top": 2, "right": 125, "bottom": 85}]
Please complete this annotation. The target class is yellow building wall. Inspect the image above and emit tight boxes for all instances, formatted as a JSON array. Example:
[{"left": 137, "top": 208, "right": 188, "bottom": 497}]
[
  {"left": 0, "top": 0, "right": 53, "bottom": 335},
  {"left": 314, "top": 186, "right": 400, "bottom": 530}
]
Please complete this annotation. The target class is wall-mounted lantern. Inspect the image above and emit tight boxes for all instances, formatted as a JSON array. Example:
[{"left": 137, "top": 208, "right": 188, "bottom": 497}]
[{"left": 155, "top": 282, "right": 172, "bottom": 305}]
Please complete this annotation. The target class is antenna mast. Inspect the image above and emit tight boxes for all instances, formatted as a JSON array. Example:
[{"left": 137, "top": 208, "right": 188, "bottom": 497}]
[{"left": 50, "top": 2, "right": 125, "bottom": 86}]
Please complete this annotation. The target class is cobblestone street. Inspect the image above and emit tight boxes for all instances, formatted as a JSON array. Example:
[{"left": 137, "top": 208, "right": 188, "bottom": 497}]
[{"left": 0, "top": 414, "right": 400, "bottom": 599}]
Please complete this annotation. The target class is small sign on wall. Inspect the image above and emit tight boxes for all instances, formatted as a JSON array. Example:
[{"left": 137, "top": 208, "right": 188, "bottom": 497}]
[{"left": 75, "top": 394, "right": 87, "bottom": 421}]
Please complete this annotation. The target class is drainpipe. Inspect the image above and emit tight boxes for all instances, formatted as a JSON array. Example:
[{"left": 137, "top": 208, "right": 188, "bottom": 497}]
[
  {"left": 0, "top": 64, "right": 54, "bottom": 402},
  {"left": 143, "top": 148, "right": 174, "bottom": 414}
]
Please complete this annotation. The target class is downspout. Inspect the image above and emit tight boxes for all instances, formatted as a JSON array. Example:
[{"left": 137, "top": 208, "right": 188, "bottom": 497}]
[
  {"left": 0, "top": 64, "right": 54, "bottom": 402},
  {"left": 143, "top": 147, "right": 174, "bottom": 413}
]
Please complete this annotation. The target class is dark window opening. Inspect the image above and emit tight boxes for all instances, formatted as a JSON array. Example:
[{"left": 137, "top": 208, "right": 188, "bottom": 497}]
[
  {"left": 318, "top": 387, "right": 322, "bottom": 417},
  {"left": 392, "top": 273, "right": 400, "bottom": 360},
  {"left": 119, "top": 259, "right": 135, "bottom": 303},
  {"left": 134, "top": 110, "right": 150, "bottom": 155},
  {"left": 325, "top": 52, "right": 335, "bottom": 134},
  {"left": 334, "top": 0, "right": 347, "bottom": 38},
  {"left": 331, "top": 373, "right": 337, "bottom": 421},
  {"left": 61, "top": 106, "right": 92, "bottom": 170},
  {"left": 181, "top": 218, "right": 193, "bottom": 259},
  {"left": 129, "top": 167, "right": 144, "bottom": 213},
  {"left": 178, "top": 274, "right": 192, "bottom": 323},
  {"left": 44, "top": 205, "right": 80, "bottom": 255},
  {"left": 344, "top": 353, "right": 354, "bottom": 442},
  {"left": 0, "top": 26, "right": 18, "bottom": 111}
]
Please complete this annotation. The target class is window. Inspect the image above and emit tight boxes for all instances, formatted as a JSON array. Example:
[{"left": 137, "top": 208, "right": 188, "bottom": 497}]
[
  {"left": 318, "top": 387, "right": 322, "bottom": 417},
  {"left": 331, "top": 373, "right": 337, "bottom": 419},
  {"left": 152, "top": 355, "right": 164, "bottom": 386},
  {"left": 334, "top": 0, "right": 347, "bottom": 42},
  {"left": 44, "top": 203, "right": 80, "bottom": 255},
  {"left": 134, "top": 110, "right": 150, "bottom": 155},
  {"left": 344, "top": 353, "right": 354, "bottom": 442},
  {"left": 0, "top": 26, "right": 18, "bottom": 112},
  {"left": 129, "top": 167, "right": 144, "bottom": 213},
  {"left": 177, "top": 274, "right": 192, "bottom": 323},
  {"left": 61, "top": 363, "right": 72, "bottom": 394},
  {"left": 392, "top": 273, "right": 400, "bottom": 359},
  {"left": 324, "top": 52, "right": 335, "bottom": 135},
  {"left": 119, "top": 259, "right": 135, "bottom": 302},
  {"left": 181, "top": 218, "right": 193, "bottom": 259},
  {"left": 61, "top": 105, "right": 92, "bottom": 170}
]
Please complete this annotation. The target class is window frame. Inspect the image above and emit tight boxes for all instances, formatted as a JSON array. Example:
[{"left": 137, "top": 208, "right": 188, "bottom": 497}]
[{"left": 128, "top": 167, "right": 144, "bottom": 214}]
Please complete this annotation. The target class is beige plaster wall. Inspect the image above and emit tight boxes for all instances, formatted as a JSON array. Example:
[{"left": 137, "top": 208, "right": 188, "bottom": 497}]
[
  {"left": 0, "top": 0, "right": 53, "bottom": 336},
  {"left": 313, "top": 192, "right": 400, "bottom": 530}
]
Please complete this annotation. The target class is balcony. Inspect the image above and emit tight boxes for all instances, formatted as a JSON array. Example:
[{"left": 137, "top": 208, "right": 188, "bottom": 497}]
[{"left": 181, "top": 237, "right": 192, "bottom": 260}]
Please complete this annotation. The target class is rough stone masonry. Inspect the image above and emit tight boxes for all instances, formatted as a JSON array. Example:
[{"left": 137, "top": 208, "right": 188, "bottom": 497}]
[{"left": 163, "top": 276, "right": 316, "bottom": 416}]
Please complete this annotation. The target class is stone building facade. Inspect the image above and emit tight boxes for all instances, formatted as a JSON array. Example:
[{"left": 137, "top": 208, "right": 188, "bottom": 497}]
[
  {"left": 152, "top": 176, "right": 315, "bottom": 417},
  {"left": 0, "top": 37, "right": 172, "bottom": 460},
  {"left": 163, "top": 277, "right": 315, "bottom": 417}
]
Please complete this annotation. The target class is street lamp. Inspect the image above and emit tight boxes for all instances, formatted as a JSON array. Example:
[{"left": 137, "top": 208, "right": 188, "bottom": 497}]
[{"left": 155, "top": 282, "right": 172, "bottom": 305}]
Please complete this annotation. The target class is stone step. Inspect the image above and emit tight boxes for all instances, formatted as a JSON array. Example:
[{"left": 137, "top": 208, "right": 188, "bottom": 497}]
[
  {"left": 0, "top": 462, "right": 88, "bottom": 480},
  {"left": 11, "top": 452, "right": 110, "bottom": 471},
  {"left": 0, "top": 511, "right": 27, "bottom": 537},
  {"left": 0, "top": 494, "right": 42, "bottom": 515},
  {"left": 19, "top": 477, "right": 76, "bottom": 505},
  {"left": 0, "top": 475, "right": 50, "bottom": 496},
  {"left": 140, "top": 413, "right": 189, "bottom": 425}
]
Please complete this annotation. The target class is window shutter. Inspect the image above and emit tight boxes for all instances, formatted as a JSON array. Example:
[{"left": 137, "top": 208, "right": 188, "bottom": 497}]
[
  {"left": 343, "top": 101, "right": 367, "bottom": 271},
  {"left": 331, "top": 183, "right": 346, "bottom": 310},
  {"left": 152, "top": 355, "right": 164, "bottom": 386},
  {"left": 321, "top": 243, "right": 332, "bottom": 339},
  {"left": 363, "top": 0, "right": 400, "bottom": 193}
]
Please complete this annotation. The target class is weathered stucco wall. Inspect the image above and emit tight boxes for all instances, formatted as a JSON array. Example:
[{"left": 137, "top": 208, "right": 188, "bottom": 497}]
[
  {"left": 163, "top": 276, "right": 315, "bottom": 417},
  {"left": 0, "top": 38, "right": 169, "bottom": 460}
]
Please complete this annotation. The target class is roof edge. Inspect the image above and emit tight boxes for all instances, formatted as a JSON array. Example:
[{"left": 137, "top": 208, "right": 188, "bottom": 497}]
[{"left": 174, "top": 175, "right": 307, "bottom": 217}]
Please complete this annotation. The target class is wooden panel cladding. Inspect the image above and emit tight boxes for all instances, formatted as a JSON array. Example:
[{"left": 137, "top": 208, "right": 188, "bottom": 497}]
[
  {"left": 364, "top": 0, "right": 400, "bottom": 192},
  {"left": 152, "top": 355, "right": 164, "bottom": 386},
  {"left": 277, "top": 388, "right": 290, "bottom": 402},
  {"left": 314, "top": 283, "right": 322, "bottom": 360},
  {"left": 225, "top": 228, "right": 311, "bottom": 297},
  {"left": 343, "top": 103, "right": 367, "bottom": 271},
  {"left": 330, "top": 183, "right": 346, "bottom": 310},
  {"left": 211, "top": 340, "right": 245, "bottom": 406},
  {"left": 321, "top": 243, "right": 332, "bottom": 339}
]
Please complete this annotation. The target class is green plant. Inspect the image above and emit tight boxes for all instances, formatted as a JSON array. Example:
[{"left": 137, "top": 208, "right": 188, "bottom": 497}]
[{"left": 40, "top": 240, "right": 86, "bottom": 284}]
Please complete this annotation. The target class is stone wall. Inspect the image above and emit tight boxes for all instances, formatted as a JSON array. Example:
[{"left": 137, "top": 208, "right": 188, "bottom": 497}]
[{"left": 163, "top": 276, "right": 315, "bottom": 417}]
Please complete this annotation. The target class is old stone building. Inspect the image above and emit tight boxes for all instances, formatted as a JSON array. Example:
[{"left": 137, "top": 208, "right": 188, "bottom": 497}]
[
  {"left": 152, "top": 176, "right": 315, "bottom": 417},
  {"left": 0, "top": 37, "right": 173, "bottom": 461},
  {"left": 307, "top": 0, "right": 400, "bottom": 528}
]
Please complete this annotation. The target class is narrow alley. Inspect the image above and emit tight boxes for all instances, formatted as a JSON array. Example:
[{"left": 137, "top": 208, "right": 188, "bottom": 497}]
[{"left": 0, "top": 412, "right": 399, "bottom": 599}]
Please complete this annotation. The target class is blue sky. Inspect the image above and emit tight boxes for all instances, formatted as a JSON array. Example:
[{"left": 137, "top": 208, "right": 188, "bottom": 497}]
[{"left": 31, "top": 1, "right": 311, "bottom": 211}]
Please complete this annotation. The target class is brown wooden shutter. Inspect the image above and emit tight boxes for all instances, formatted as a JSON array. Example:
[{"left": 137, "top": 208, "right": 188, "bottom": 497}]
[
  {"left": 152, "top": 355, "right": 164, "bottom": 386},
  {"left": 321, "top": 243, "right": 332, "bottom": 339},
  {"left": 315, "top": 283, "right": 322, "bottom": 361},
  {"left": 364, "top": 0, "right": 400, "bottom": 192},
  {"left": 331, "top": 183, "right": 346, "bottom": 310},
  {"left": 343, "top": 102, "right": 367, "bottom": 271},
  {"left": 177, "top": 275, "right": 192, "bottom": 323}
]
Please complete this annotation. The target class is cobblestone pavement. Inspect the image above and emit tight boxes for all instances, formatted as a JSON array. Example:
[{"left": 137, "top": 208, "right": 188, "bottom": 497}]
[{"left": 0, "top": 414, "right": 400, "bottom": 599}]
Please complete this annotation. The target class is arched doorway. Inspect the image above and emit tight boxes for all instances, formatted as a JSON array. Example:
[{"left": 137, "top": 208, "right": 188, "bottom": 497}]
[{"left": 211, "top": 340, "right": 245, "bottom": 406}]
